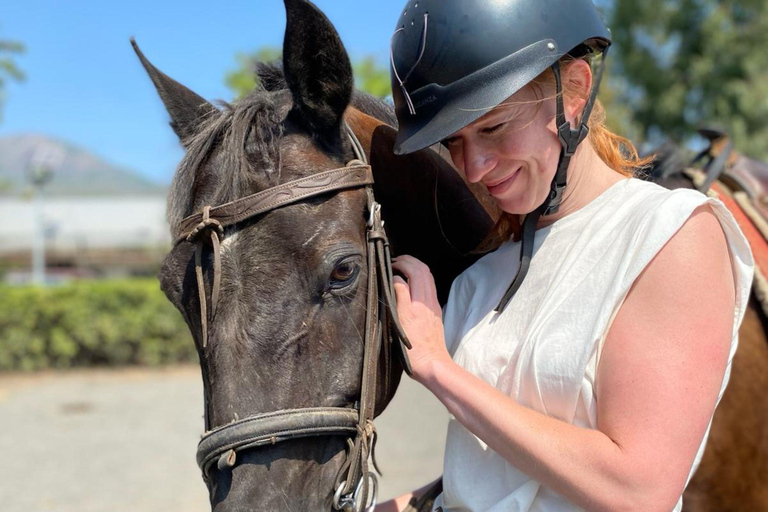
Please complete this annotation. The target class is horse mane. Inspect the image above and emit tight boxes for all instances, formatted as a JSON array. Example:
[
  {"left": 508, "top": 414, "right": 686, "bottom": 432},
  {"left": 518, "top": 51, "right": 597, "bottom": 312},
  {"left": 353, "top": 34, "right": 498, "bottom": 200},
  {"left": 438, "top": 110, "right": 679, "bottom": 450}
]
[{"left": 166, "top": 61, "right": 396, "bottom": 235}]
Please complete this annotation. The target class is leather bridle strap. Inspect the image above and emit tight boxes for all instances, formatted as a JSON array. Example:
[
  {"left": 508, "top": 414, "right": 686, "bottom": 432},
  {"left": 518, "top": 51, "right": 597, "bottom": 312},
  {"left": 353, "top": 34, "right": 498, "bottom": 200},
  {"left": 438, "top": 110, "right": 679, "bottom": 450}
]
[
  {"left": 175, "top": 164, "right": 374, "bottom": 245},
  {"left": 176, "top": 163, "right": 374, "bottom": 347},
  {"left": 197, "top": 407, "right": 359, "bottom": 479},
  {"left": 331, "top": 188, "right": 413, "bottom": 512}
]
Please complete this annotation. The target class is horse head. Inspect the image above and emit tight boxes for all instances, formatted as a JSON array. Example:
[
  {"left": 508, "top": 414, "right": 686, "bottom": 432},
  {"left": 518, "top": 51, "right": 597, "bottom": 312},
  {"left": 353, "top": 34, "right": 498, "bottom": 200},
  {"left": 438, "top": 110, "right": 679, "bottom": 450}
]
[{"left": 134, "top": 0, "right": 494, "bottom": 510}]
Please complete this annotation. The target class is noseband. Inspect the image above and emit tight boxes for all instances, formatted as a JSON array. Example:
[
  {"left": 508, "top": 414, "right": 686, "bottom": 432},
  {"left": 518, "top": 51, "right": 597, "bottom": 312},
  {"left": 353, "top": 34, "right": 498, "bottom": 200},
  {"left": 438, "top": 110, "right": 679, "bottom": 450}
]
[{"left": 173, "top": 125, "right": 411, "bottom": 512}]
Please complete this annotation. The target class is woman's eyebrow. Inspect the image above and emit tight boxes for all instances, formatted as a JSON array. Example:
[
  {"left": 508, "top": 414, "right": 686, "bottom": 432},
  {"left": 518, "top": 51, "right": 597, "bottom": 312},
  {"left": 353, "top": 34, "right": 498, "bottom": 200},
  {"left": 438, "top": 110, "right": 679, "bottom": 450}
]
[
  {"left": 476, "top": 107, "right": 519, "bottom": 127},
  {"left": 447, "top": 106, "right": 521, "bottom": 140}
]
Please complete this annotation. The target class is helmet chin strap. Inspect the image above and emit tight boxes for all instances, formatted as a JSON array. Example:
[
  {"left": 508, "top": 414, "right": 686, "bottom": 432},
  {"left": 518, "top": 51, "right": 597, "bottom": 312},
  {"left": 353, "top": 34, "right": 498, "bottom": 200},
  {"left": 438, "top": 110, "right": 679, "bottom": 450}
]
[{"left": 495, "top": 47, "right": 609, "bottom": 313}]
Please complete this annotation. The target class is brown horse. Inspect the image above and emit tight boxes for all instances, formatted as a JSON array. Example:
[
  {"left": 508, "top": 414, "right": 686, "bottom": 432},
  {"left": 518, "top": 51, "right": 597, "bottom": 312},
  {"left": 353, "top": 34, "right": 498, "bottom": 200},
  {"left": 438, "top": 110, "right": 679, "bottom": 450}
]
[{"left": 650, "top": 137, "right": 768, "bottom": 511}]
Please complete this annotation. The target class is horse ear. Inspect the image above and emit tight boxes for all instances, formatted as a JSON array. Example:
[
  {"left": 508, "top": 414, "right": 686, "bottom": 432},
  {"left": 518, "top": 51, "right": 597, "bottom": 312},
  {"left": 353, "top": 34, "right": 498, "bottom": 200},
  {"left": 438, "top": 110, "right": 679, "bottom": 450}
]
[
  {"left": 282, "top": 0, "right": 353, "bottom": 138},
  {"left": 131, "top": 38, "right": 218, "bottom": 145}
]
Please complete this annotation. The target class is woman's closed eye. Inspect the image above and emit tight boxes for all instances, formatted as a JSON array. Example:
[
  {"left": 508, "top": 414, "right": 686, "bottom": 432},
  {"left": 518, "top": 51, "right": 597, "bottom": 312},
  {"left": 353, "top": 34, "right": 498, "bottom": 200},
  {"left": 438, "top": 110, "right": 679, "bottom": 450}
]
[
  {"left": 481, "top": 121, "right": 508, "bottom": 135},
  {"left": 444, "top": 136, "right": 461, "bottom": 147},
  {"left": 443, "top": 120, "right": 509, "bottom": 147}
]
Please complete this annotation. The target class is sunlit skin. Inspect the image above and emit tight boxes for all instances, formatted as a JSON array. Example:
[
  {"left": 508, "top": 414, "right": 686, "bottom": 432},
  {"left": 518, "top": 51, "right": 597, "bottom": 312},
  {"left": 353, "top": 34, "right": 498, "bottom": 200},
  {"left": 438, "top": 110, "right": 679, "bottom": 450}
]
[
  {"left": 443, "top": 60, "right": 624, "bottom": 228},
  {"left": 378, "top": 60, "right": 736, "bottom": 511}
]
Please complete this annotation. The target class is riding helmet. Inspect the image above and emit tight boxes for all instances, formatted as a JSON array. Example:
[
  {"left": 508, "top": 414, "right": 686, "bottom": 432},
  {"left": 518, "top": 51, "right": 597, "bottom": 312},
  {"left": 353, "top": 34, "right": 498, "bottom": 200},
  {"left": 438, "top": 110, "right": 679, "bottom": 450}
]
[{"left": 390, "top": 0, "right": 611, "bottom": 155}]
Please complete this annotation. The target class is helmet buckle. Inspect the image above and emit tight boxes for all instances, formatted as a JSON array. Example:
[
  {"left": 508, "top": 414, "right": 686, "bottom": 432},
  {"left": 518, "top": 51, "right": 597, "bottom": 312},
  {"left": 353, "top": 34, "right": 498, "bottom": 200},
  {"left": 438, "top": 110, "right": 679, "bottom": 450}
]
[{"left": 558, "top": 122, "right": 590, "bottom": 157}]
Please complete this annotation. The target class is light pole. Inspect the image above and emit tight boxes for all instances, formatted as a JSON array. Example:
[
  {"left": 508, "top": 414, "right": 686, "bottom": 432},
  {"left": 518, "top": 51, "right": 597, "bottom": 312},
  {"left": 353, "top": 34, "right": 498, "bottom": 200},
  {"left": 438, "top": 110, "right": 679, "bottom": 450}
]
[{"left": 27, "top": 145, "right": 62, "bottom": 285}]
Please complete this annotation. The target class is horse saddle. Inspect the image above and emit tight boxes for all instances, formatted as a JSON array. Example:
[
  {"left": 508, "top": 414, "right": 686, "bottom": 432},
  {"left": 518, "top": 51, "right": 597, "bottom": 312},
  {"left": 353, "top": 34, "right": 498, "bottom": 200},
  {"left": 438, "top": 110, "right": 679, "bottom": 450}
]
[{"left": 683, "top": 129, "right": 768, "bottom": 317}]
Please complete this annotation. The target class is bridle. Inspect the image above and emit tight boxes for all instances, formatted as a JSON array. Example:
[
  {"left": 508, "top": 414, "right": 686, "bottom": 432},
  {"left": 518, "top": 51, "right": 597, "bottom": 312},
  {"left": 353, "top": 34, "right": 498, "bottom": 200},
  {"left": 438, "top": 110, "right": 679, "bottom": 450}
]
[{"left": 173, "top": 124, "right": 412, "bottom": 512}]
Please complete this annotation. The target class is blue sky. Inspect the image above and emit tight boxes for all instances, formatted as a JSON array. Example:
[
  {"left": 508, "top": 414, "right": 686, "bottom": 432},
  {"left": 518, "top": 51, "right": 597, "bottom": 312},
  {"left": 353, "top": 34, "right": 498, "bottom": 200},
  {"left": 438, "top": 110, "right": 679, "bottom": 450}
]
[{"left": 1, "top": 0, "right": 404, "bottom": 184}]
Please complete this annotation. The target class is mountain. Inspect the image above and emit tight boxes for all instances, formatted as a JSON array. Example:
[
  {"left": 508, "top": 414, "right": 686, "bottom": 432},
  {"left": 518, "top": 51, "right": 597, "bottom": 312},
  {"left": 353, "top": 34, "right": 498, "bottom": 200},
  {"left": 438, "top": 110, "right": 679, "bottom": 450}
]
[{"left": 0, "top": 134, "right": 167, "bottom": 197}]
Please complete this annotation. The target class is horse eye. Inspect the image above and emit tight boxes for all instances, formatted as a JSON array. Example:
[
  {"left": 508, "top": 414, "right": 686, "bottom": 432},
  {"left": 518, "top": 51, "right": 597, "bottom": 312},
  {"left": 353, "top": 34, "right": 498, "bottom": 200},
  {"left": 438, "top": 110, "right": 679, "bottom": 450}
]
[{"left": 329, "top": 259, "right": 360, "bottom": 288}]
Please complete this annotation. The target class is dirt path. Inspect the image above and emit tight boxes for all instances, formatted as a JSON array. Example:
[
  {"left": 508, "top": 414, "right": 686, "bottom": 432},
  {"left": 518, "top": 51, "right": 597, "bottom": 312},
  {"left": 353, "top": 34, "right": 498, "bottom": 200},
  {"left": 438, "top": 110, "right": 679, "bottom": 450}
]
[{"left": 0, "top": 367, "right": 446, "bottom": 511}]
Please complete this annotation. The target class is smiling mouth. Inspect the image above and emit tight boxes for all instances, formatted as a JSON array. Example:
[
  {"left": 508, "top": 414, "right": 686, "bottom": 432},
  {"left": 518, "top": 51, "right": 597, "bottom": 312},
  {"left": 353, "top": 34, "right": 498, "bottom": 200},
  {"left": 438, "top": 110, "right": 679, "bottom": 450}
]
[
  {"left": 484, "top": 169, "right": 520, "bottom": 194},
  {"left": 485, "top": 168, "right": 519, "bottom": 188}
]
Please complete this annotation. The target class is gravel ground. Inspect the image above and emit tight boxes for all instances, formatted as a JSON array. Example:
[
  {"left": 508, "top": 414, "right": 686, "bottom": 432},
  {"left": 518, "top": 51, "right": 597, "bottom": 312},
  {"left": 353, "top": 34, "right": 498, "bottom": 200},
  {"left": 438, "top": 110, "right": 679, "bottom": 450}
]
[{"left": 0, "top": 366, "right": 447, "bottom": 512}]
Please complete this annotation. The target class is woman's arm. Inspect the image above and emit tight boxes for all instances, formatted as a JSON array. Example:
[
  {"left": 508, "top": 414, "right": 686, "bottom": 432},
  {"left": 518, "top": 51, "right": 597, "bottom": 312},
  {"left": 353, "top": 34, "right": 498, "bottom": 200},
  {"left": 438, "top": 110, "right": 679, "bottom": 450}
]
[{"left": 391, "top": 204, "right": 735, "bottom": 512}]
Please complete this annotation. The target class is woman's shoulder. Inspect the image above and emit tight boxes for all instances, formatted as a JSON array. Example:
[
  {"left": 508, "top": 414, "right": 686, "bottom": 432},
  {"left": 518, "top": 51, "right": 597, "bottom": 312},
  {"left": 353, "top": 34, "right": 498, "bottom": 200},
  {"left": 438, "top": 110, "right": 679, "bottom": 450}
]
[
  {"left": 581, "top": 177, "right": 723, "bottom": 239},
  {"left": 617, "top": 178, "right": 745, "bottom": 243},
  {"left": 601, "top": 177, "right": 711, "bottom": 216},
  {"left": 607, "top": 178, "right": 752, "bottom": 306},
  {"left": 443, "top": 177, "right": 748, "bottom": 314}
]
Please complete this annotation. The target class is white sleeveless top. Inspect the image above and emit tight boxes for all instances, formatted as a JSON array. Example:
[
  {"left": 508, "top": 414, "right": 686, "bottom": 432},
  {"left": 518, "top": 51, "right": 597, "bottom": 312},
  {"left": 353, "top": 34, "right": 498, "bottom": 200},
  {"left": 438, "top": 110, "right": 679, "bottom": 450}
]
[{"left": 433, "top": 178, "right": 753, "bottom": 512}]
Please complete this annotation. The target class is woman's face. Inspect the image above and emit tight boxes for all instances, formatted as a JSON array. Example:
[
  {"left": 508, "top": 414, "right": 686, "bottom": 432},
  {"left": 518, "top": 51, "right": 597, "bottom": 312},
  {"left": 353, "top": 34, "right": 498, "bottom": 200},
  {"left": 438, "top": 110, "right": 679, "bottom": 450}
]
[{"left": 444, "top": 84, "right": 563, "bottom": 215}]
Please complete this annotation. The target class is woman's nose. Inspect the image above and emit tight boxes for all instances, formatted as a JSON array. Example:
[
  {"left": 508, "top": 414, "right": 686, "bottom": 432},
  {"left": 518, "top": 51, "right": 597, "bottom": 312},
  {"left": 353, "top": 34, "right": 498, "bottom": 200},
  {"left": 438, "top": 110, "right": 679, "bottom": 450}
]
[{"left": 462, "top": 141, "right": 498, "bottom": 184}]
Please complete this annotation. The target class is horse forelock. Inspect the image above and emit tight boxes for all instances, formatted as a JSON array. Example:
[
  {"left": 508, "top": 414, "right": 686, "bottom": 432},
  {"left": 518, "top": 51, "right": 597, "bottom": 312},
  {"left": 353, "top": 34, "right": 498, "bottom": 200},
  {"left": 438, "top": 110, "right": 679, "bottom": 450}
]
[{"left": 166, "top": 88, "right": 291, "bottom": 235}]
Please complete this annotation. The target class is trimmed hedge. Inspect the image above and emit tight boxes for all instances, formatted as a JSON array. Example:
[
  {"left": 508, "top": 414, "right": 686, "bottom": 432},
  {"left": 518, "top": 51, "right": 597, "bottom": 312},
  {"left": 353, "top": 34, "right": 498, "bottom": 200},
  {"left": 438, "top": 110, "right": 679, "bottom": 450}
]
[{"left": 0, "top": 279, "right": 196, "bottom": 371}]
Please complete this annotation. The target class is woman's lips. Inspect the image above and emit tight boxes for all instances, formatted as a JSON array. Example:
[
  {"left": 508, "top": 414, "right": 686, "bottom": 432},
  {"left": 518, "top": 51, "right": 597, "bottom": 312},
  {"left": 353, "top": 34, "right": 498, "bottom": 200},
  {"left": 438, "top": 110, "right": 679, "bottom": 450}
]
[{"left": 485, "top": 170, "right": 519, "bottom": 196}]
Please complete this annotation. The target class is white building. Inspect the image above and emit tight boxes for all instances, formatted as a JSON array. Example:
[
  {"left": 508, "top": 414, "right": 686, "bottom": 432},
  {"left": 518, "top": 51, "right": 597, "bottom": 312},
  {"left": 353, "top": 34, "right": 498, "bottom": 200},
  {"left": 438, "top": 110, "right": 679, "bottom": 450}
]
[{"left": 1, "top": 196, "right": 171, "bottom": 256}]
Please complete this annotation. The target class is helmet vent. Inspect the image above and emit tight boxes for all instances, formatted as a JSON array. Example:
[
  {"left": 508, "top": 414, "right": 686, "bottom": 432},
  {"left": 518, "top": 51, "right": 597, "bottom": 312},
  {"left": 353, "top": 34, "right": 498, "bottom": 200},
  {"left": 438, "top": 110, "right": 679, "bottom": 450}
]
[{"left": 390, "top": 12, "right": 430, "bottom": 115}]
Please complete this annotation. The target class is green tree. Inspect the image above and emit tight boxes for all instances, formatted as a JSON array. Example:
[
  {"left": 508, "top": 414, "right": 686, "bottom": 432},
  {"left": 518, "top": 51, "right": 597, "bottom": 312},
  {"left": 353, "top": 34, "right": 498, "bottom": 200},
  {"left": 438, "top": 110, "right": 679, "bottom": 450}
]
[
  {"left": 225, "top": 47, "right": 282, "bottom": 99},
  {"left": 608, "top": 0, "right": 768, "bottom": 159},
  {"left": 0, "top": 32, "right": 25, "bottom": 123},
  {"left": 352, "top": 55, "right": 391, "bottom": 99},
  {"left": 225, "top": 46, "right": 391, "bottom": 100}
]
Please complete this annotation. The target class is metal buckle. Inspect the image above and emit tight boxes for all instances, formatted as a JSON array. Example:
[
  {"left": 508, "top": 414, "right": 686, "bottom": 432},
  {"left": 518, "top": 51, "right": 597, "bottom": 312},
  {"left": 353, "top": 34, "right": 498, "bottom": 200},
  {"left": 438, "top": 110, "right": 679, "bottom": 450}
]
[
  {"left": 357, "top": 472, "right": 378, "bottom": 512},
  {"left": 367, "top": 202, "right": 381, "bottom": 229},
  {"left": 333, "top": 480, "right": 350, "bottom": 511}
]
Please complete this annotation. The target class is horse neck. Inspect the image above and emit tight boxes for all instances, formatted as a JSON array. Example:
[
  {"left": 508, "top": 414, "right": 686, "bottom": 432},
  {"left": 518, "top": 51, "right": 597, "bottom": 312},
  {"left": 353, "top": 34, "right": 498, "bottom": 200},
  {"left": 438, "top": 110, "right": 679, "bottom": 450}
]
[{"left": 345, "top": 107, "right": 497, "bottom": 303}]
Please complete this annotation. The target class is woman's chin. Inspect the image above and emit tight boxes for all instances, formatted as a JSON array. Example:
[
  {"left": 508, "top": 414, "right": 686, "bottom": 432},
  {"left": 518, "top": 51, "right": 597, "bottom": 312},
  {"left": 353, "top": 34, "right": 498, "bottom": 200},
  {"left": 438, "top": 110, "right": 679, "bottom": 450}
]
[{"left": 496, "top": 195, "right": 541, "bottom": 216}]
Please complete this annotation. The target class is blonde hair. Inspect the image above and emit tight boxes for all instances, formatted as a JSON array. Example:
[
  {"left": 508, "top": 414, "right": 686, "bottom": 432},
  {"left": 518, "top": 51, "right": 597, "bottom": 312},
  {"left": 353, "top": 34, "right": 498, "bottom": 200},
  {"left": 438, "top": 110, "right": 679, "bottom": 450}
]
[{"left": 477, "top": 54, "right": 653, "bottom": 250}]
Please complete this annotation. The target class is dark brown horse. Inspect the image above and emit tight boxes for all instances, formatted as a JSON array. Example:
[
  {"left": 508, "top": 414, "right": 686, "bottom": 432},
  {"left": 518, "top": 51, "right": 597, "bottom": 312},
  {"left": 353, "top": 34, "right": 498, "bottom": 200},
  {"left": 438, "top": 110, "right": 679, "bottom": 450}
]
[
  {"left": 134, "top": 0, "right": 492, "bottom": 510},
  {"left": 648, "top": 138, "right": 768, "bottom": 511}
]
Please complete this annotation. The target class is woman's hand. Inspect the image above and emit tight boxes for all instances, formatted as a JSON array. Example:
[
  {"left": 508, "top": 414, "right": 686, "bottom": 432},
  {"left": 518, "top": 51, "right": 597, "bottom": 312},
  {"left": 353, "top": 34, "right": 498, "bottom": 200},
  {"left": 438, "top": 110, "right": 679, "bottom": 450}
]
[{"left": 391, "top": 255, "right": 452, "bottom": 383}]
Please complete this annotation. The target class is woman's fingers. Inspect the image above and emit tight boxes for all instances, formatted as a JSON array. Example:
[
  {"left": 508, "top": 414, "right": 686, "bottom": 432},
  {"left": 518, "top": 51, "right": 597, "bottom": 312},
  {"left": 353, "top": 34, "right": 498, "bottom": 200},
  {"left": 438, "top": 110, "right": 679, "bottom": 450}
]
[
  {"left": 390, "top": 256, "right": 449, "bottom": 382},
  {"left": 392, "top": 254, "right": 427, "bottom": 275},
  {"left": 392, "top": 256, "right": 437, "bottom": 307},
  {"left": 393, "top": 275, "right": 411, "bottom": 307}
]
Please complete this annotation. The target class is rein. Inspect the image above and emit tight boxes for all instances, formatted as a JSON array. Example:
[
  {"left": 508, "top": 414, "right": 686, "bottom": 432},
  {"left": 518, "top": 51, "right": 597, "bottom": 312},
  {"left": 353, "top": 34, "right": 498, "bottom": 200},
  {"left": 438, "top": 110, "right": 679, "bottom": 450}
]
[{"left": 173, "top": 124, "right": 411, "bottom": 512}]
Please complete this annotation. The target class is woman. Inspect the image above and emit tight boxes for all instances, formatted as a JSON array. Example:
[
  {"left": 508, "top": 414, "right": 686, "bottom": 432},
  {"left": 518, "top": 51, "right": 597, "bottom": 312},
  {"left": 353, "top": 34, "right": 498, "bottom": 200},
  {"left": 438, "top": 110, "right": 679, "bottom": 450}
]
[{"left": 379, "top": 1, "right": 753, "bottom": 511}]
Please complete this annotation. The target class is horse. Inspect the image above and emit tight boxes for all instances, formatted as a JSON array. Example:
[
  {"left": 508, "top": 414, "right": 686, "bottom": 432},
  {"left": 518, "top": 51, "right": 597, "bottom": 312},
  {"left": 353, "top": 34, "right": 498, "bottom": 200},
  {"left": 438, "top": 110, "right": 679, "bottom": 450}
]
[
  {"left": 645, "top": 132, "right": 768, "bottom": 511},
  {"left": 133, "top": 0, "right": 493, "bottom": 510}
]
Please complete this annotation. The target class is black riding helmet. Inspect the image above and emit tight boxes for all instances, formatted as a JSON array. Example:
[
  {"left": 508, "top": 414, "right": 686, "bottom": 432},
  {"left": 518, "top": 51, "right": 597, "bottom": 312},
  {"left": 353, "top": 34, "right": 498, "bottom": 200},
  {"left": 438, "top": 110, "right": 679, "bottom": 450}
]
[
  {"left": 390, "top": 0, "right": 612, "bottom": 312},
  {"left": 390, "top": 0, "right": 610, "bottom": 155}
]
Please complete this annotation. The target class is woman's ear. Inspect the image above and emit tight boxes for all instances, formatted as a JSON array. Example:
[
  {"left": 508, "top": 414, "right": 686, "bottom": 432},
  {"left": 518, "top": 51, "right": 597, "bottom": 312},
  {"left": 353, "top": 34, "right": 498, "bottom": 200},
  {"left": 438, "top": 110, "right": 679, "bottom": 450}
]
[{"left": 563, "top": 59, "right": 593, "bottom": 124}]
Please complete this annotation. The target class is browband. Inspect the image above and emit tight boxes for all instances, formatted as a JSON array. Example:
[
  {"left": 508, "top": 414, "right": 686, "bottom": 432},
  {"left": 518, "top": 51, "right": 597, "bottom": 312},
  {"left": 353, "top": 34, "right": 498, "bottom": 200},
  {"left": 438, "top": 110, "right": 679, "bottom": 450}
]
[{"left": 175, "top": 164, "right": 374, "bottom": 244}]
